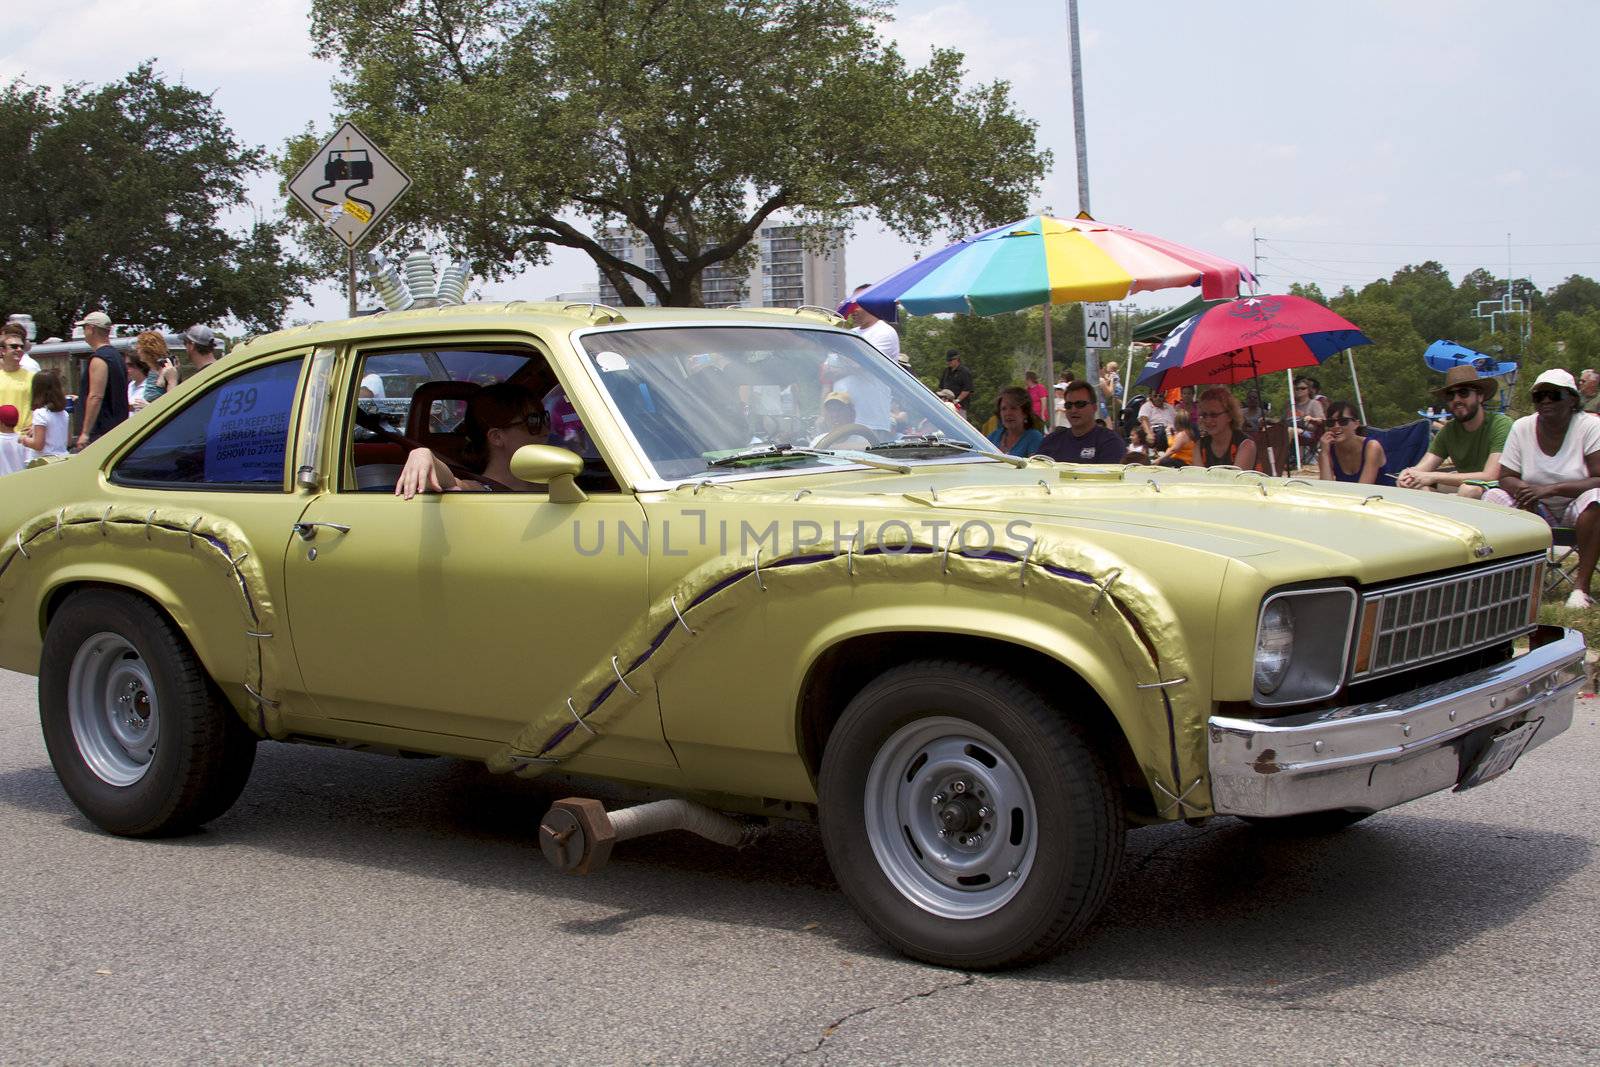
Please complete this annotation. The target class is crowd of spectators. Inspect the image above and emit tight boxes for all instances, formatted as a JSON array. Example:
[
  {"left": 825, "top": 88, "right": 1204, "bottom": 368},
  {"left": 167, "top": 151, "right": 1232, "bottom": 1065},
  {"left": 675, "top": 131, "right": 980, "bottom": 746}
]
[{"left": 0, "top": 312, "right": 221, "bottom": 475}]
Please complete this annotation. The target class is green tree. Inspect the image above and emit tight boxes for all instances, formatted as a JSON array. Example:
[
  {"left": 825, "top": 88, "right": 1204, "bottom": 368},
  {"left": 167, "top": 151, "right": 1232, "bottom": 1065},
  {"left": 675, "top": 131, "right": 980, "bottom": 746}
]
[
  {"left": 1543, "top": 275, "right": 1600, "bottom": 323},
  {"left": 289, "top": 0, "right": 1049, "bottom": 306},
  {"left": 0, "top": 65, "right": 310, "bottom": 338}
]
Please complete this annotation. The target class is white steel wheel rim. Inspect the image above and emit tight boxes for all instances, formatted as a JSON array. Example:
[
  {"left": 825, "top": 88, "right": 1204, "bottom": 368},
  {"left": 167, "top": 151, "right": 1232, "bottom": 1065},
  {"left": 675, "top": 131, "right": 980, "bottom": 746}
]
[
  {"left": 67, "top": 633, "right": 159, "bottom": 787},
  {"left": 863, "top": 716, "right": 1038, "bottom": 919}
]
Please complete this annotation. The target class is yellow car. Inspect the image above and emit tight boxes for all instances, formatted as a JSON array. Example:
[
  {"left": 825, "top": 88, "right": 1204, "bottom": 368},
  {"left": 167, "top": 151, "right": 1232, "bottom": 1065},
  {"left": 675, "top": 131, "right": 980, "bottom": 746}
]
[{"left": 0, "top": 303, "right": 1583, "bottom": 969}]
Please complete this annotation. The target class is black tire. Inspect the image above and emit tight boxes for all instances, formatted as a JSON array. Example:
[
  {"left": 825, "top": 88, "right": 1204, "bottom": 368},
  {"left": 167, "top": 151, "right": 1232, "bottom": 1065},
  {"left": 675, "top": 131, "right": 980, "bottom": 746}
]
[
  {"left": 1239, "top": 810, "right": 1372, "bottom": 835},
  {"left": 39, "top": 589, "right": 257, "bottom": 837},
  {"left": 818, "top": 661, "right": 1124, "bottom": 970}
]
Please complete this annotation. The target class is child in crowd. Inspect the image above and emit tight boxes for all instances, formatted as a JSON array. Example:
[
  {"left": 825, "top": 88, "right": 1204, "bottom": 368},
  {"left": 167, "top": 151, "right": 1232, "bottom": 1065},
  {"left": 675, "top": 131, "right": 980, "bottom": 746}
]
[
  {"left": 0, "top": 405, "right": 28, "bottom": 474},
  {"left": 23, "top": 371, "right": 70, "bottom": 457},
  {"left": 1125, "top": 425, "right": 1152, "bottom": 459}
]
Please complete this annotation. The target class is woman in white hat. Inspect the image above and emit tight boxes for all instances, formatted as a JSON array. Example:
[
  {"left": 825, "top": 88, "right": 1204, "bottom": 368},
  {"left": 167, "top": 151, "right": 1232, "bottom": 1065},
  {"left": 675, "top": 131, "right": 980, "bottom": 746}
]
[{"left": 1483, "top": 369, "right": 1600, "bottom": 608}]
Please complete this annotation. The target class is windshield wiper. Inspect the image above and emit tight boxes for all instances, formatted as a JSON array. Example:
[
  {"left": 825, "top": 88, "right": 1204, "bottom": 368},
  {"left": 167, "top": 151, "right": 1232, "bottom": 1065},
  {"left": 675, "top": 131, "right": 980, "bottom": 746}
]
[
  {"left": 867, "top": 435, "right": 1028, "bottom": 468},
  {"left": 706, "top": 443, "right": 911, "bottom": 474}
]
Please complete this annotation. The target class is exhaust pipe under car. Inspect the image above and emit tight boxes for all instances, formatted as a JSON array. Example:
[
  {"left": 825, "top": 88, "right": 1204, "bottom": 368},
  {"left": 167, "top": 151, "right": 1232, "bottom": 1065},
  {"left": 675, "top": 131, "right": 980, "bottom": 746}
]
[{"left": 538, "top": 797, "right": 766, "bottom": 874}]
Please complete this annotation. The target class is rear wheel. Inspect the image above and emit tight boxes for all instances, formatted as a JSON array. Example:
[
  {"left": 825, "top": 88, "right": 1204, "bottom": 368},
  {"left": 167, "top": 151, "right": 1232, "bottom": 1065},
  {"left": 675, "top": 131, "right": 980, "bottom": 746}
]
[
  {"left": 818, "top": 661, "right": 1124, "bottom": 970},
  {"left": 39, "top": 590, "right": 257, "bottom": 837}
]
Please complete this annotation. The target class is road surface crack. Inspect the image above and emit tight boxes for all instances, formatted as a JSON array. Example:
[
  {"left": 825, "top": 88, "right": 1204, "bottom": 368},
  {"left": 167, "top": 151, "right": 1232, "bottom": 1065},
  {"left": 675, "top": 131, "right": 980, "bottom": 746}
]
[{"left": 780, "top": 971, "right": 977, "bottom": 1064}]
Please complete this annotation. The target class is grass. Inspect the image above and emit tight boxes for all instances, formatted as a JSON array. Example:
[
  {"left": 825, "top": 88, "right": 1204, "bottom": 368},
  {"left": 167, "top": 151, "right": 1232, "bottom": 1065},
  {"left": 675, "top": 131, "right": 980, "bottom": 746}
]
[{"left": 1539, "top": 601, "right": 1600, "bottom": 649}]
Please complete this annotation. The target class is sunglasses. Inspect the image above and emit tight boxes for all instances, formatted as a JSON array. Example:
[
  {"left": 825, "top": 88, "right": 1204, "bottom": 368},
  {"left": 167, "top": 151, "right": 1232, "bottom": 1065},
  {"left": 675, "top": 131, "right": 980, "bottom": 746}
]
[
  {"left": 1331, "top": 417, "right": 1359, "bottom": 427},
  {"left": 1531, "top": 390, "right": 1567, "bottom": 404},
  {"left": 1062, "top": 399, "right": 1094, "bottom": 410},
  {"left": 498, "top": 411, "right": 548, "bottom": 434},
  {"left": 1445, "top": 386, "right": 1480, "bottom": 400}
]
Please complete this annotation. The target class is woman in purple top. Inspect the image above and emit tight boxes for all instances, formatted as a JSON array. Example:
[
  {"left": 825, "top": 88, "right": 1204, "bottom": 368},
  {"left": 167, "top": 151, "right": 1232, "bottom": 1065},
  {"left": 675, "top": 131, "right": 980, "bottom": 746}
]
[{"left": 1318, "top": 401, "right": 1386, "bottom": 484}]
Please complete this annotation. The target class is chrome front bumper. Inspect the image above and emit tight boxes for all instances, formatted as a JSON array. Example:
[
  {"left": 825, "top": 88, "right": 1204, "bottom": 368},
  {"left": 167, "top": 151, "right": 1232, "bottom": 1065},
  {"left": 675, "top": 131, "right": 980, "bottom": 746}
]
[{"left": 1208, "top": 626, "right": 1585, "bottom": 818}]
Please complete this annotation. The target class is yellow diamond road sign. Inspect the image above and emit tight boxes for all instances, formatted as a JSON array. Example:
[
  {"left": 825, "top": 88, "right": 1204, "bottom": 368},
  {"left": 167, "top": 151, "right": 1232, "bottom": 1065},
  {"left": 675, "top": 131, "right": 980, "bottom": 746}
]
[{"left": 288, "top": 121, "right": 411, "bottom": 249}]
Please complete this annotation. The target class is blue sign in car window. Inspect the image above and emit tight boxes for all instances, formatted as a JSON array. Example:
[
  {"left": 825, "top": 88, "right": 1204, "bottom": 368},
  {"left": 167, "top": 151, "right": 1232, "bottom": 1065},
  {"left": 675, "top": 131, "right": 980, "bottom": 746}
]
[
  {"left": 203, "top": 363, "right": 302, "bottom": 483},
  {"left": 112, "top": 358, "right": 304, "bottom": 488}
]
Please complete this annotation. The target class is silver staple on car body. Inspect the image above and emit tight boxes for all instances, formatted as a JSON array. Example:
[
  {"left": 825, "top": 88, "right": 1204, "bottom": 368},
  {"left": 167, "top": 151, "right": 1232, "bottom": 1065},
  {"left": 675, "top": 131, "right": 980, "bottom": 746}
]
[
  {"left": 942, "top": 528, "right": 960, "bottom": 574},
  {"left": 1090, "top": 567, "right": 1123, "bottom": 615},
  {"left": 101, "top": 505, "right": 112, "bottom": 536},
  {"left": 509, "top": 754, "right": 562, "bottom": 766},
  {"left": 1146, "top": 479, "right": 1161, "bottom": 493},
  {"left": 611, "top": 655, "right": 639, "bottom": 697},
  {"left": 793, "top": 488, "right": 811, "bottom": 500},
  {"left": 567, "top": 697, "right": 596, "bottom": 735},
  {"left": 1362, "top": 494, "right": 1383, "bottom": 505},
  {"left": 1153, "top": 776, "right": 1203, "bottom": 818},
  {"left": 752, "top": 547, "right": 766, "bottom": 590},
  {"left": 1017, "top": 538, "right": 1035, "bottom": 587},
  {"left": 245, "top": 630, "right": 273, "bottom": 639},
  {"left": 243, "top": 682, "right": 280, "bottom": 709},
  {"left": 669, "top": 594, "right": 697, "bottom": 636},
  {"left": 55, "top": 508, "right": 65, "bottom": 540},
  {"left": 188, "top": 515, "right": 201, "bottom": 548},
  {"left": 145, "top": 508, "right": 157, "bottom": 539},
  {"left": 1135, "top": 677, "right": 1188, "bottom": 690},
  {"left": 1037, "top": 479, "right": 1051, "bottom": 495},
  {"left": 14, "top": 531, "right": 29, "bottom": 559}
]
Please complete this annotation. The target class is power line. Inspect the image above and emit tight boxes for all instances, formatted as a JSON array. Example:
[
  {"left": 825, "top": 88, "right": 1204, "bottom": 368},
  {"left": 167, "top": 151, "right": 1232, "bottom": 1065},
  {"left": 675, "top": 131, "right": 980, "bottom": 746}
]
[{"left": 1261, "top": 236, "right": 1600, "bottom": 249}]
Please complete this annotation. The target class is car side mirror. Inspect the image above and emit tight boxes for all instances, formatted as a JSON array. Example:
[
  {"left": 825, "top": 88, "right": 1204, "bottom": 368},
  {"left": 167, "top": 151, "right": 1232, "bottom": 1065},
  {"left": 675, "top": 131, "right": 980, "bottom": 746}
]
[{"left": 509, "top": 444, "right": 587, "bottom": 503}]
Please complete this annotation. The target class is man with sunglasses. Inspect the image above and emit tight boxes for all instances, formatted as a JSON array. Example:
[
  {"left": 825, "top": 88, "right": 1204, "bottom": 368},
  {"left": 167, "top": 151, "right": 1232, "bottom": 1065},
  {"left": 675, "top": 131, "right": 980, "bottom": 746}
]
[
  {"left": 1483, "top": 369, "right": 1600, "bottom": 609},
  {"left": 1396, "top": 365, "right": 1511, "bottom": 498},
  {"left": 1037, "top": 379, "right": 1126, "bottom": 463},
  {"left": 0, "top": 327, "right": 35, "bottom": 434}
]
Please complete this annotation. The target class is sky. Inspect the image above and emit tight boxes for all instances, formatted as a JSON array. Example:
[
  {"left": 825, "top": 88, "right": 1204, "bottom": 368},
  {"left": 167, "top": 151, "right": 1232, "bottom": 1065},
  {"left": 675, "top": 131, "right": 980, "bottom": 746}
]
[{"left": 4, "top": 0, "right": 1597, "bottom": 323}]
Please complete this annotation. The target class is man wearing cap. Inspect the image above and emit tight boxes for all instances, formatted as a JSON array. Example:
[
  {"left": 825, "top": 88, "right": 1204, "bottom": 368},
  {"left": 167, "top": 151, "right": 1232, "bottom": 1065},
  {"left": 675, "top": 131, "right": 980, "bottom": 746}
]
[
  {"left": 74, "top": 311, "right": 129, "bottom": 449},
  {"left": 811, "top": 391, "right": 873, "bottom": 450},
  {"left": 1396, "top": 365, "right": 1512, "bottom": 498},
  {"left": 938, "top": 350, "right": 974, "bottom": 417},
  {"left": 183, "top": 324, "right": 220, "bottom": 373},
  {"left": 1483, "top": 369, "right": 1600, "bottom": 609},
  {"left": 843, "top": 285, "right": 909, "bottom": 373}
]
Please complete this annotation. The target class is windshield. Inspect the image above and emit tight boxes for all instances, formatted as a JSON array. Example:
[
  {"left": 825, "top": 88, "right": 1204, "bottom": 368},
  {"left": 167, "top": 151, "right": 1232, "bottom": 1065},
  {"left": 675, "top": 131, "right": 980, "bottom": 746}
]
[{"left": 579, "top": 325, "right": 994, "bottom": 480}]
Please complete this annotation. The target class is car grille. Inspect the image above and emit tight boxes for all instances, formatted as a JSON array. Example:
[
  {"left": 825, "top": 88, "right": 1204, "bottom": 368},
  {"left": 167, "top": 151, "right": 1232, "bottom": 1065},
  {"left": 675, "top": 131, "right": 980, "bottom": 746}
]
[{"left": 1350, "top": 555, "right": 1541, "bottom": 682}]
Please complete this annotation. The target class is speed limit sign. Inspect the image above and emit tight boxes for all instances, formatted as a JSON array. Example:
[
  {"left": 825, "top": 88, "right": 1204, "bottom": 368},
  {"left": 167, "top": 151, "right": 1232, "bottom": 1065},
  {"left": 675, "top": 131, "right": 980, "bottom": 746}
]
[{"left": 1083, "top": 302, "right": 1112, "bottom": 349}]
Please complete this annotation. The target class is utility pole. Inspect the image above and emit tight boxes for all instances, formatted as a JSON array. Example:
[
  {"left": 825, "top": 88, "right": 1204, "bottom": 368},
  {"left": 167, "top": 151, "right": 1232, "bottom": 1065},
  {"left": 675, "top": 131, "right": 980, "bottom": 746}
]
[{"left": 1065, "top": 0, "right": 1095, "bottom": 397}]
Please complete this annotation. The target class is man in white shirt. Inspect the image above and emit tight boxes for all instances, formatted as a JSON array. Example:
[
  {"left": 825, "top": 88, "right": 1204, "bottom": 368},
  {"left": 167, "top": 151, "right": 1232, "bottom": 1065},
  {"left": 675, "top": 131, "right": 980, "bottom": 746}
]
[
  {"left": 1138, "top": 390, "right": 1176, "bottom": 445},
  {"left": 844, "top": 284, "right": 909, "bottom": 372}
]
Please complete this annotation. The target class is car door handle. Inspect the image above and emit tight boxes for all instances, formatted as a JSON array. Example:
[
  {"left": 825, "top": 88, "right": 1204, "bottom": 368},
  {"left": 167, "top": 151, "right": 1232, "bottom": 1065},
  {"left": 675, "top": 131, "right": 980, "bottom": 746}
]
[{"left": 293, "top": 521, "right": 352, "bottom": 541}]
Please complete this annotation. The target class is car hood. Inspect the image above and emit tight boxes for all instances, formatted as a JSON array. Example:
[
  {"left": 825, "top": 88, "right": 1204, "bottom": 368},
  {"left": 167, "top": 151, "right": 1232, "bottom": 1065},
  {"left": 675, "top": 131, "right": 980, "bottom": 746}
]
[{"left": 685, "top": 460, "right": 1550, "bottom": 585}]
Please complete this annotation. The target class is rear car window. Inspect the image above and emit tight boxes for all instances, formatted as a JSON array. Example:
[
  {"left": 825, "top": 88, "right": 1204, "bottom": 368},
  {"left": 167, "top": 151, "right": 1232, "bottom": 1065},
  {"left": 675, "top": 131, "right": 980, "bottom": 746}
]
[{"left": 112, "top": 358, "right": 305, "bottom": 489}]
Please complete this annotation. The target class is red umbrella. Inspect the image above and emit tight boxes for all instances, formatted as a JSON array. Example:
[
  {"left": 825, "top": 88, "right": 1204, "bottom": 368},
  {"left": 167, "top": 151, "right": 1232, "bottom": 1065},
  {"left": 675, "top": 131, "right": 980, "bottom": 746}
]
[{"left": 1134, "top": 294, "right": 1371, "bottom": 391}]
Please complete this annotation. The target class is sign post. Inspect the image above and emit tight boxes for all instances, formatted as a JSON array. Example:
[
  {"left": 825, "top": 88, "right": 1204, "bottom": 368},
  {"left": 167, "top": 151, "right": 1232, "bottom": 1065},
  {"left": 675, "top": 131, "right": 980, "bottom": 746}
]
[
  {"left": 1083, "top": 301, "right": 1111, "bottom": 409},
  {"left": 288, "top": 121, "right": 412, "bottom": 317}
]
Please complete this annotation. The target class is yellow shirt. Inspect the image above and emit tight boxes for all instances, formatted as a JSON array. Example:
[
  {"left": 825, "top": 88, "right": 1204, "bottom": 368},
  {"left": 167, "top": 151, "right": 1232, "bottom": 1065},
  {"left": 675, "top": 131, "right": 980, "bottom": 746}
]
[{"left": 0, "top": 368, "right": 34, "bottom": 432}]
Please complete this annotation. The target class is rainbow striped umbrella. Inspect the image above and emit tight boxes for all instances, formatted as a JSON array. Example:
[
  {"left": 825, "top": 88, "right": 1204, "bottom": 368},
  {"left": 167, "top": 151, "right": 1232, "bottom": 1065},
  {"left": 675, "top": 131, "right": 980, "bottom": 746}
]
[{"left": 849, "top": 214, "right": 1252, "bottom": 322}]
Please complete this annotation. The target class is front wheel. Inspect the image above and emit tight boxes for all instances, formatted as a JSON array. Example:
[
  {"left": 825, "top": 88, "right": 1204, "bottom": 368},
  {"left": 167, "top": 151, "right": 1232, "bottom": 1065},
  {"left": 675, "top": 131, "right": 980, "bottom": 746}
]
[
  {"left": 818, "top": 662, "right": 1124, "bottom": 970},
  {"left": 39, "top": 590, "right": 257, "bottom": 837}
]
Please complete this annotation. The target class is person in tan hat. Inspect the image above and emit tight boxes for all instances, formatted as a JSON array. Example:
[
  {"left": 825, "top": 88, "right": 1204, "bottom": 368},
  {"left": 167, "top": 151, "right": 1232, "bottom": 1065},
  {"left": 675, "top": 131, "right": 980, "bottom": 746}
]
[{"left": 1396, "top": 365, "right": 1512, "bottom": 498}]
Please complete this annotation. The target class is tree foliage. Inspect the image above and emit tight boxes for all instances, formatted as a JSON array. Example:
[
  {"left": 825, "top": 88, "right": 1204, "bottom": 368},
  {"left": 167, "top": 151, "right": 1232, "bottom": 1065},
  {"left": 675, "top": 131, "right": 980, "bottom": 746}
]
[
  {"left": 288, "top": 0, "right": 1049, "bottom": 306},
  {"left": 0, "top": 64, "right": 310, "bottom": 338}
]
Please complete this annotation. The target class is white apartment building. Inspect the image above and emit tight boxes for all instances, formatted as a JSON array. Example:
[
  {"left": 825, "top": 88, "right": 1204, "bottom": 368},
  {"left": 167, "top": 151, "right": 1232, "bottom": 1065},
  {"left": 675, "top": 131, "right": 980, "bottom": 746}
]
[{"left": 596, "top": 223, "right": 847, "bottom": 309}]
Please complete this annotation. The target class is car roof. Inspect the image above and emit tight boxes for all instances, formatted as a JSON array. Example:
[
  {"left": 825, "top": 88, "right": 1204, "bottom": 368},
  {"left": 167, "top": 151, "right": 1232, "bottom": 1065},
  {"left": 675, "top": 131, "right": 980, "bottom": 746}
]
[{"left": 232, "top": 302, "right": 846, "bottom": 361}]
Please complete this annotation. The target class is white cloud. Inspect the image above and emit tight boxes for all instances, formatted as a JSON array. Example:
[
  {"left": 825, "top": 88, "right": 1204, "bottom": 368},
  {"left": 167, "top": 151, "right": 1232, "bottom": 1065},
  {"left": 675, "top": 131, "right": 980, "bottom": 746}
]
[{"left": 1493, "top": 169, "right": 1527, "bottom": 186}]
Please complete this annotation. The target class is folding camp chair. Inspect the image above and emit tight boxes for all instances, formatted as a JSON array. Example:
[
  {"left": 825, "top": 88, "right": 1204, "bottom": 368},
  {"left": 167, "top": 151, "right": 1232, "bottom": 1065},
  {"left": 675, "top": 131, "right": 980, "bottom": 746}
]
[
  {"left": 1545, "top": 526, "right": 1578, "bottom": 598},
  {"left": 1362, "top": 420, "right": 1432, "bottom": 487}
]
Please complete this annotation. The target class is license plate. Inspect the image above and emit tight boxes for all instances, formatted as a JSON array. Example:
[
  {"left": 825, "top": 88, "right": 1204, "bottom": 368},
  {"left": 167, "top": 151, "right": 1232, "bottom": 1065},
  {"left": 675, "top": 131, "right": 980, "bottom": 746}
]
[{"left": 1456, "top": 718, "right": 1543, "bottom": 791}]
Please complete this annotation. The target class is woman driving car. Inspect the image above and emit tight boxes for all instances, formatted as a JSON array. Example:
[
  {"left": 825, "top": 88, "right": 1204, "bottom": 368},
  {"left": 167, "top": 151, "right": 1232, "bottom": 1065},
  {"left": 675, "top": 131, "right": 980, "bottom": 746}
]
[{"left": 395, "top": 383, "right": 554, "bottom": 498}]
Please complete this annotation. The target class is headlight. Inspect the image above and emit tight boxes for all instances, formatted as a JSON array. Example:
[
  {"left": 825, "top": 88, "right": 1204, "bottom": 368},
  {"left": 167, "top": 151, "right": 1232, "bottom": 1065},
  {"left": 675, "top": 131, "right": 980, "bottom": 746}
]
[
  {"left": 1253, "top": 587, "right": 1359, "bottom": 706},
  {"left": 1254, "top": 601, "right": 1295, "bottom": 694}
]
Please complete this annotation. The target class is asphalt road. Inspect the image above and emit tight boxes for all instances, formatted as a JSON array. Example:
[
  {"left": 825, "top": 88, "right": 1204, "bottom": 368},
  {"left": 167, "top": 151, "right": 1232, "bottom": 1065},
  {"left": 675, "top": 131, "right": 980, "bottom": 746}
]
[{"left": 2, "top": 666, "right": 1598, "bottom": 1065}]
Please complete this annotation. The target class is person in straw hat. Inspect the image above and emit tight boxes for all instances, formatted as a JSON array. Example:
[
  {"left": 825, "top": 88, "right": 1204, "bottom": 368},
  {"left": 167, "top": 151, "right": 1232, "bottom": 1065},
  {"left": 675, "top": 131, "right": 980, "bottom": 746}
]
[{"left": 1396, "top": 364, "right": 1513, "bottom": 499}]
